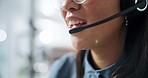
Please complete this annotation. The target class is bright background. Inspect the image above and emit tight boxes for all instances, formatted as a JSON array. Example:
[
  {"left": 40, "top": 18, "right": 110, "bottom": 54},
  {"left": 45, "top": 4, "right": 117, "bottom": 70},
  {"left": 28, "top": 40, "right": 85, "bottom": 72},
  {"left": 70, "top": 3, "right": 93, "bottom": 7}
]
[{"left": 0, "top": 0, "right": 73, "bottom": 78}]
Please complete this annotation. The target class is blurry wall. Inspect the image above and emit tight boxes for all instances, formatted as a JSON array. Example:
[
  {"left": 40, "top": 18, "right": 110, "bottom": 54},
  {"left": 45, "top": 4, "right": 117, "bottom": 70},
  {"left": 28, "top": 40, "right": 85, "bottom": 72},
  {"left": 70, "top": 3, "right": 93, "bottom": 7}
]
[
  {"left": 31, "top": 0, "right": 74, "bottom": 78},
  {"left": 0, "top": 0, "right": 32, "bottom": 78},
  {"left": 0, "top": 0, "right": 73, "bottom": 78}
]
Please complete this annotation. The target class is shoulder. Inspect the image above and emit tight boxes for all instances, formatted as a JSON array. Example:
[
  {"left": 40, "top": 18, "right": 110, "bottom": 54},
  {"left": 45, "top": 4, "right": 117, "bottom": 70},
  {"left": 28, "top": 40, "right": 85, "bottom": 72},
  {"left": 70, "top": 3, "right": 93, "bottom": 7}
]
[{"left": 49, "top": 52, "right": 76, "bottom": 78}]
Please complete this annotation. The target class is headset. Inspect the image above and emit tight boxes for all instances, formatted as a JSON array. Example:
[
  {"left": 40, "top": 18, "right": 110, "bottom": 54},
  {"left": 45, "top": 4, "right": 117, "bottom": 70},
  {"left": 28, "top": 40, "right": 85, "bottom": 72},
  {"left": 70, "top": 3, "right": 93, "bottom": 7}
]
[
  {"left": 69, "top": 0, "right": 148, "bottom": 34},
  {"left": 121, "top": 0, "right": 148, "bottom": 17}
]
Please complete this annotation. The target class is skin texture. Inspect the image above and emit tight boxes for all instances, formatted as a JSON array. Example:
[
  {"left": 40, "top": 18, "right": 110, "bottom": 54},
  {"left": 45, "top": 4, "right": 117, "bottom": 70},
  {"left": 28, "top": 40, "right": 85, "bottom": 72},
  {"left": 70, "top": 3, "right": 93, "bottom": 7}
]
[{"left": 61, "top": 0, "right": 127, "bottom": 69}]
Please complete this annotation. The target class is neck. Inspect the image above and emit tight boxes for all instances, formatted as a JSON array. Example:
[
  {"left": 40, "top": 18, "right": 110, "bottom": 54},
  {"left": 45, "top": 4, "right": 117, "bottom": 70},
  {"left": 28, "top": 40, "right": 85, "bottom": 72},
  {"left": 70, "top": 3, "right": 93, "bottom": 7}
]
[{"left": 90, "top": 31, "right": 126, "bottom": 69}]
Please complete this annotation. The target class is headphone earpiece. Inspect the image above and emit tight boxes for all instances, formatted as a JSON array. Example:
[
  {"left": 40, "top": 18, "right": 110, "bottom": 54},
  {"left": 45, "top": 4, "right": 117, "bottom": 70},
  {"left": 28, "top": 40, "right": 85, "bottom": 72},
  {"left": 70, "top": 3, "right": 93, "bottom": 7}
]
[{"left": 121, "top": 0, "right": 148, "bottom": 18}]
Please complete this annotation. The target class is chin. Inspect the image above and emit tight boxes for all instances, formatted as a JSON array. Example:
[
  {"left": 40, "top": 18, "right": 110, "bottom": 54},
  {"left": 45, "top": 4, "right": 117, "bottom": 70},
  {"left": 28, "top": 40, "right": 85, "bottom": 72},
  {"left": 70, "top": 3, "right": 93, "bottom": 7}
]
[
  {"left": 71, "top": 36, "right": 91, "bottom": 51},
  {"left": 72, "top": 43, "right": 89, "bottom": 51}
]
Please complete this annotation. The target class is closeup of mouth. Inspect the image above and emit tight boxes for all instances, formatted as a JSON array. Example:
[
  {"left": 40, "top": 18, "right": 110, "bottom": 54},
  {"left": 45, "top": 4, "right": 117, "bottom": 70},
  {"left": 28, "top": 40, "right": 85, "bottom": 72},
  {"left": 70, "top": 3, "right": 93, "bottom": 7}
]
[
  {"left": 68, "top": 20, "right": 87, "bottom": 29},
  {"left": 66, "top": 16, "right": 87, "bottom": 29}
]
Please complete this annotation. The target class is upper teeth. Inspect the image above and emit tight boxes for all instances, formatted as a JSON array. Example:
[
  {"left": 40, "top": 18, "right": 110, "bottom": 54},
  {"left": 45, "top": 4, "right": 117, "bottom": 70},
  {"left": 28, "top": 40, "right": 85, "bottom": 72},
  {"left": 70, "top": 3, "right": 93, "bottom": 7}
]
[{"left": 69, "top": 21, "right": 84, "bottom": 25}]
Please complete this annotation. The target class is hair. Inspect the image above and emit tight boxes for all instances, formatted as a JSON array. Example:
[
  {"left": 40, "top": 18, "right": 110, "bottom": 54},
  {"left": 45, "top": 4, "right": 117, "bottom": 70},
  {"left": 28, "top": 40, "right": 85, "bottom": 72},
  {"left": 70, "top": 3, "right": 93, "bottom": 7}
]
[
  {"left": 112, "top": 8, "right": 148, "bottom": 78},
  {"left": 76, "top": 3, "right": 148, "bottom": 78}
]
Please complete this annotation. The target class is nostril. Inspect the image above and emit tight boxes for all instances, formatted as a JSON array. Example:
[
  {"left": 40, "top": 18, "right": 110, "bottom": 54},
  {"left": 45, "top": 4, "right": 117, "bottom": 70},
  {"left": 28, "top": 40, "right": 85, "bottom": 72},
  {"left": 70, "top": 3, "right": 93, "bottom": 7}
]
[
  {"left": 69, "top": 7, "right": 78, "bottom": 12},
  {"left": 61, "top": 0, "right": 81, "bottom": 12}
]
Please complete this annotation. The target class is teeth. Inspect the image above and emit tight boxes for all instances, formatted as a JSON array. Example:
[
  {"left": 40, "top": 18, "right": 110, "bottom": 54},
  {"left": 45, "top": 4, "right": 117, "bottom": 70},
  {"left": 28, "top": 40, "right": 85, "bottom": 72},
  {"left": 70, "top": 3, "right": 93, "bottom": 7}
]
[
  {"left": 69, "top": 20, "right": 85, "bottom": 26},
  {"left": 69, "top": 21, "right": 75, "bottom": 25},
  {"left": 68, "top": 20, "right": 86, "bottom": 28}
]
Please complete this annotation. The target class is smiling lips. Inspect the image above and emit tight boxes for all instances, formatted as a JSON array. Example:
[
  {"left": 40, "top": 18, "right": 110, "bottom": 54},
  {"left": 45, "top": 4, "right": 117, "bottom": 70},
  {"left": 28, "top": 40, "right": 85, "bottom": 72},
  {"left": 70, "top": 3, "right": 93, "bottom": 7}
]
[
  {"left": 69, "top": 20, "right": 87, "bottom": 28},
  {"left": 66, "top": 17, "right": 87, "bottom": 29}
]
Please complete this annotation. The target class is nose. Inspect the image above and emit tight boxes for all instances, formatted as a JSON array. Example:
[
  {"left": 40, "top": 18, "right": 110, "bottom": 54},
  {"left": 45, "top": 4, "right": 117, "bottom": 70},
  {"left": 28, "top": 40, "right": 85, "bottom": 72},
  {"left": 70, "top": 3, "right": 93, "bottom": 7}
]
[{"left": 61, "top": 0, "right": 81, "bottom": 12}]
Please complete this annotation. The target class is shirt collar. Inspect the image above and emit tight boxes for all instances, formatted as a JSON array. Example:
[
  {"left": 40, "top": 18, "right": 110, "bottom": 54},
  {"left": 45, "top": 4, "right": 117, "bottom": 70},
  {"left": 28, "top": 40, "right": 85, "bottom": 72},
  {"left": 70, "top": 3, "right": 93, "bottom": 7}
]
[{"left": 83, "top": 50, "right": 125, "bottom": 78}]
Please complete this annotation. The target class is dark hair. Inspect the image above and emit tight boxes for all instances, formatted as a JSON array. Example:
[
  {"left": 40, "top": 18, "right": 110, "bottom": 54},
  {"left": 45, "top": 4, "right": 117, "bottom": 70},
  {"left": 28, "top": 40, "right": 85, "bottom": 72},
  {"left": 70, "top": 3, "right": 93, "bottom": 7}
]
[
  {"left": 112, "top": 9, "right": 148, "bottom": 78},
  {"left": 76, "top": 5, "right": 148, "bottom": 78},
  {"left": 76, "top": 50, "right": 85, "bottom": 78}
]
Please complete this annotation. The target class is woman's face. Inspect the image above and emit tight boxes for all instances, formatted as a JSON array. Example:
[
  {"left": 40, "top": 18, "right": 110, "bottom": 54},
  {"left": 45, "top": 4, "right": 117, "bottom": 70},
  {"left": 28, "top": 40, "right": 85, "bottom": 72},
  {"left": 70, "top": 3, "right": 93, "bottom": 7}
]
[{"left": 61, "top": 0, "right": 125, "bottom": 50}]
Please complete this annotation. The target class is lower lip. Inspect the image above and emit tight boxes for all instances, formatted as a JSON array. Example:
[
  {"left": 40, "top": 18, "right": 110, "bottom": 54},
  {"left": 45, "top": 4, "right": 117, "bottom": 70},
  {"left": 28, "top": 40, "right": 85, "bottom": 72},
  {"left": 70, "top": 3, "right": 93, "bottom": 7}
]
[{"left": 75, "top": 22, "right": 87, "bottom": 26}]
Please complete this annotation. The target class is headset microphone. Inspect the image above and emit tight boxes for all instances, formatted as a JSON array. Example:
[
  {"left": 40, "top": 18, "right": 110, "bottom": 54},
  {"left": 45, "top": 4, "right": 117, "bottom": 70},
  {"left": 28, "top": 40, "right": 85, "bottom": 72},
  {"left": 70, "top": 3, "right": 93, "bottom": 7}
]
[{"left": 69, "top": 0, "right": 147, "bottom": 34}]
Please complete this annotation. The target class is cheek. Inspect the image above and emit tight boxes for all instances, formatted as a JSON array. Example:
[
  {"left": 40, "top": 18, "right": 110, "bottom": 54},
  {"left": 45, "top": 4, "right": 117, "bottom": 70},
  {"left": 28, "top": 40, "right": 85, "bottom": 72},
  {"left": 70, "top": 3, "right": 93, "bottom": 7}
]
[
  {"left": 84, "top": 0, "right": 121, "bottom": 23},
  {"left": 61, "top": 11, "right": 66, "bottom": 20},
  {"left": 91, "top": 17, "right": 124, "bottom": 44},
  {"left": 61, "top": 11, "right": 69, "bottom": 25}
]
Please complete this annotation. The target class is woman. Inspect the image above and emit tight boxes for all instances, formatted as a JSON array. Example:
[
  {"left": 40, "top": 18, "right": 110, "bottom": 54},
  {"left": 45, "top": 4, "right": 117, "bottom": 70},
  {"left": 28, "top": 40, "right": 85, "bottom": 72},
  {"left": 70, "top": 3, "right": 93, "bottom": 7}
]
[{"left": 49, "top": 0, "right": 148, "bottom": 78}]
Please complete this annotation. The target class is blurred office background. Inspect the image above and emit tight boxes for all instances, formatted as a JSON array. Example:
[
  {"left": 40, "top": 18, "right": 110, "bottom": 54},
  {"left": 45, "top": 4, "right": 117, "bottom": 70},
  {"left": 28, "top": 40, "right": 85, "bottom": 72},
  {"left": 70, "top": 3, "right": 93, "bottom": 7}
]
[{"left": 0, "top": 0, "right": 73, "bottom": 78}]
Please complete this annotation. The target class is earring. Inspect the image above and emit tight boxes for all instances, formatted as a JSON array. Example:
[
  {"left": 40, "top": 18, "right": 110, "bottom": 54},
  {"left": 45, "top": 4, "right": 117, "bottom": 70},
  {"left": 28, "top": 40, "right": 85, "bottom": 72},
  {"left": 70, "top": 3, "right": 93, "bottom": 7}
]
[{"left": 125, "top": 16, "right": 128, "bottom": 26}]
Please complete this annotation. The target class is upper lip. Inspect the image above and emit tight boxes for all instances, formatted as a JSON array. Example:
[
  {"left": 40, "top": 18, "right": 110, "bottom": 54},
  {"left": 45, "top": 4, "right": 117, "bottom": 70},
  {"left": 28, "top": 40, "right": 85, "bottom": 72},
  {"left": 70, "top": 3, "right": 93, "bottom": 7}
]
[{"left": 66, "top": 16, "right": 86, "bottom": 21}]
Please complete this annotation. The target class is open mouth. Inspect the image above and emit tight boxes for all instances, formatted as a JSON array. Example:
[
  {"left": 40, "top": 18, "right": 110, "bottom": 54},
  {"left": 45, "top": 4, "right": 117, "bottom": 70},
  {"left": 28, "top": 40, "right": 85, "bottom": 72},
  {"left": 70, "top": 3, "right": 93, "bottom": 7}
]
[{"left": 68, "top": 20, "right": 87, "bottom": 28}]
